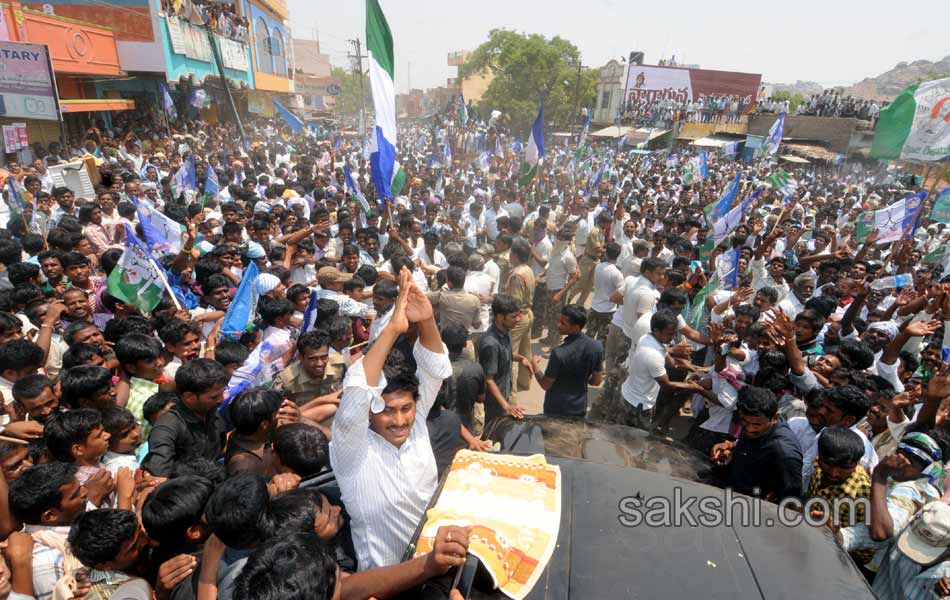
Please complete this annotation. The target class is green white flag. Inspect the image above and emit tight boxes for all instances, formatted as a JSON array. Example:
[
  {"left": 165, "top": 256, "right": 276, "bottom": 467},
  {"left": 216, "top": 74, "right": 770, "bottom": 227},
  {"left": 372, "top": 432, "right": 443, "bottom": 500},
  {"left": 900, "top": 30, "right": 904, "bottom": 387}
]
[
  {"left": 689, "top": 275, "right": 719, "bottom": 331},
  {"left": 391, "top": 163, "right": 407, "bottom": 197},
  {"left": 930, "top": 187, "right": 950, "bottom": 224},
  {"left": 765, "top": 169, "right": 797, "bottom": 196},
  {"left": 871, "top": 77, "right": 950, "bottom": 161},
  {"left": 107, "top": 225, "right": 166, "bottom": 313}
]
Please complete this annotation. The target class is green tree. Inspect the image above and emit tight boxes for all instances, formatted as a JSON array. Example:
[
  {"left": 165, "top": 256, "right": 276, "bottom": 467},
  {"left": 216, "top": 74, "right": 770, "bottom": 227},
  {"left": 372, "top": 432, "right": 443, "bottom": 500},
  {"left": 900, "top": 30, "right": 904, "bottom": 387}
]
[
  {"left": 770, "top": 90, "right": 807, "bottom": 113},
  {"left": 459, "top": 29, "right": 597, "bottom": 135},
  {"left": 331, "top": 66, "right": 370, "bottom": 127}
]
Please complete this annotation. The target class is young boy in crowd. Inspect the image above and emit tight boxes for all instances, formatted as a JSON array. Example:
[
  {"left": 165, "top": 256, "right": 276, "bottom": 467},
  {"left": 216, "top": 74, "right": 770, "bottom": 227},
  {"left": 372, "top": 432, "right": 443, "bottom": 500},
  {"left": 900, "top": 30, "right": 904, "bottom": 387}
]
[
  {"left": 67, "top": 509, "right": 152, "bottom": 598},
  {"left": 101, "top": 406, "right": 143, "bottom": 475},
  {"left": 115, "top": 333, "right": 167, "bottom": 428},
  {"left": 59, "top": 365, "right": 116, "bottom": 410}
]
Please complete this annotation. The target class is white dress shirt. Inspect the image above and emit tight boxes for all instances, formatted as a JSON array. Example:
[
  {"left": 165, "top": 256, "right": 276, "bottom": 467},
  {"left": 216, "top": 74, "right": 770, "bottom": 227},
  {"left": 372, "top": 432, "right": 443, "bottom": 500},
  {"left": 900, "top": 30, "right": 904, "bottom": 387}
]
[{"left": 330, "top": 340, "right": 452, "bottom": 570}]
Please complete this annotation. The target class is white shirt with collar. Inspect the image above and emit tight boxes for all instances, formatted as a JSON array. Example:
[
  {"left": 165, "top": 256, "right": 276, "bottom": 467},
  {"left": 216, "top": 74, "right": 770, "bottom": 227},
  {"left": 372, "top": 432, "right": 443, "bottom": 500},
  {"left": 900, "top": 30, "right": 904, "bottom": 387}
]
[{"left": 330, "top": 340, "right": 452, "bottom": 570}]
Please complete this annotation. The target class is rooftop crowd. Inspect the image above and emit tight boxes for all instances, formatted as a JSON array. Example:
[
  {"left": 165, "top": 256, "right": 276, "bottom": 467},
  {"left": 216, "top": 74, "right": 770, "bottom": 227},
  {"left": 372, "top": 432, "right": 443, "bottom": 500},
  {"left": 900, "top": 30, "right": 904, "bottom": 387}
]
[{"left": 0, "top": 92, "right": 943, "bottom": 600}]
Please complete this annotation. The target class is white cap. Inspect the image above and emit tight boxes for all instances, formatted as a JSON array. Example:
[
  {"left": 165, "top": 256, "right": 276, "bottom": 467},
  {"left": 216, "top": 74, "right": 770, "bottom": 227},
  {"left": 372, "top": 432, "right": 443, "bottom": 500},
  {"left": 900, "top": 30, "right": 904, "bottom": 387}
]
[{"left": 897, "top": 501, "right": 950, "bottom": 564}]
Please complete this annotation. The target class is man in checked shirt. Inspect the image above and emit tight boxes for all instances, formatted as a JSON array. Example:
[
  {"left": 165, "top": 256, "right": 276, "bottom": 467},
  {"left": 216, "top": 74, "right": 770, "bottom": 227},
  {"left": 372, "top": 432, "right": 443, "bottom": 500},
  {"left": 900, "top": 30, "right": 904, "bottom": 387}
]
[{"left": 330, "top": 267, "right": 453, "bottom": 570}]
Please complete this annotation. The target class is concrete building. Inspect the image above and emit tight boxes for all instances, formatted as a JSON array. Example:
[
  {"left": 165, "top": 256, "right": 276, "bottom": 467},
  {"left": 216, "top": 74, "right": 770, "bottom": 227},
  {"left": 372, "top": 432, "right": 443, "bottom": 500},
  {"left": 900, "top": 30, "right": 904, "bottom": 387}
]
[
  {"left": 593, "top": 59, "right": 627, "bottom": 126},
  {"left": 447, "top": 50, "right": 493, "bottom": 103},
  {"left": 293, "top": 38, "right": 331, "bottom": 78}
]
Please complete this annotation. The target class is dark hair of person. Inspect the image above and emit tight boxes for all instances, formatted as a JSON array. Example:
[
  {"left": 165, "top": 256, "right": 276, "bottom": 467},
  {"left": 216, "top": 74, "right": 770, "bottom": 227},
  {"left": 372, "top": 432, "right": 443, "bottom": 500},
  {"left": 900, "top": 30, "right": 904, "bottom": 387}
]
[
  {"left": 733, "top": 303, "right": 762, "bottom": 322},
  {"left": 142, "top": 391, "right": 178, "bottom": 424},
  {"left": 297, "top": 330, "right": 331, "bottom": 355},
  {"left": 233, "top": 532, "right": 338, "bottom": 600},
  {"left": 440, "top": 322, "right": 468, "bottom": 356},
  {"left": 272, "top": 423, "right": 330, "bottom": 478},
  {"left": 561, "top": 304, "right": 587, "bottom": 329},
  {"left": 141, "top": 476, "right": 216, "bottom": 547},
  {"left": 43, "top": 408, "right": 102, "bottom": 462},
  {"left": 9, "top": 462, "right": 78, "bottom": 524},
  {"left": 817, "top": 427, "right": 865, "bottom": 467},
  {"left": 12, "top": 373, "right": 52, "bottom": 403},
  {"left": 266, "top": 488, "right": 326, "bottom": 539},
  {"left": 104, "top": 315, "right": 155, "bottom": 343},
  {"left": 0, "top": 338, "right": 44, "bottom": 373},
  {"left": 229, "top": 388, "right": 283, "bottom": 435},
  {"left": 260, "top": 298, "right": 294, "bottom": 326},
  {"left": 373, "top": 278, "right": 399, "bottom": 300},
  {"left": 736, "top": 385, "right": 778, "bottom": 419},
  {"left": 205, "top": 472, "right": 271, "bottom": 549},
  {"left": 100, "top": 406, "right": 135, "bottom": 439},
  {"left": 490, "top": 294, "right": 518, "bottom": 317},
  {"left": 59, "top": 365, "right": 113, "bottom": 409},
  {"left": 215, "top": 340, "right": 250, "bottom": 368},
  {"left": 67, "top": 509, "right": 139, "bottom": 569},
  {"left": 650, "top": 309, "right": 679, "bottom": 334},
  {"left": 114, "top": 333, "right": 163, "bottom": 366},
  {"left": 819, "top": 385, "right": 872, "bottom": 420},
  {"left": 175, "top": 358, "right": 228, "bottom": 396}
]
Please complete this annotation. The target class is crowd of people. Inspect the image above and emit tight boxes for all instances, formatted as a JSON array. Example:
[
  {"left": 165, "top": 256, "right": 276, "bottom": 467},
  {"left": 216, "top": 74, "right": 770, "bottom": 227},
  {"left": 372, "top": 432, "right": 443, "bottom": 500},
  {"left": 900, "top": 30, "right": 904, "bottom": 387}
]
[
  {"left": 623, "top": 94, "right": 751, "bottom": 129},
  {"left": 160, "top": 0, "right": 249, "bottom": 44},
  {"left": 758, "top": 89, "right": 883, "bottom": 124},
  {"left": 0, "top": 88, "right": 943, "bottom": 600}
]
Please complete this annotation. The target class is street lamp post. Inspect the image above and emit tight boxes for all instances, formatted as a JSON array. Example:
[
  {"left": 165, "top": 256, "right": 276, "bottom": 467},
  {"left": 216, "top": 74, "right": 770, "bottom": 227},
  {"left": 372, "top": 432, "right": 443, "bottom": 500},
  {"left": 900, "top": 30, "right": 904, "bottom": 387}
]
[{"left": 570, "top": 58, "right": 582, "bottom": 143}]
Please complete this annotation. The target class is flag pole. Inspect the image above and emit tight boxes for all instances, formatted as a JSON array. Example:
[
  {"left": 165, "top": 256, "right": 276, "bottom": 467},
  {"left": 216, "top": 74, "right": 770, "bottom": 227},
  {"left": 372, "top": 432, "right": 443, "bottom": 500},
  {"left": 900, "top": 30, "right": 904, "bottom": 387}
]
[{"left": 149, "top": 256, "right": 183, "bottom": 311}]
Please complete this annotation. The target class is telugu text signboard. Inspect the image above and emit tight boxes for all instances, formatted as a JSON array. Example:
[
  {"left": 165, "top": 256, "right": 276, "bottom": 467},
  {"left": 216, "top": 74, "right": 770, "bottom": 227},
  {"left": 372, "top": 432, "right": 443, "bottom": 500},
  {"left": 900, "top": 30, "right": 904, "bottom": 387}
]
[
  {"left": 624, "top": 64, "right": 762, "bottom": 113},
  {"left": 0, "top": 42, "right": 59, "bottom": 121}
]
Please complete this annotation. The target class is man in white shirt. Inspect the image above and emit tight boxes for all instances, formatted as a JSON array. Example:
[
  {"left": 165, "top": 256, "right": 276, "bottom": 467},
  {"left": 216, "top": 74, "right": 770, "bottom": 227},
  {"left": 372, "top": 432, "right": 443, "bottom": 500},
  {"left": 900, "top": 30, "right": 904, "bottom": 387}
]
[
  {"left": 590, "top": 257, "right": 666, "bottom": 423},
  {"left": 541, "top": 228, "right": 579, "bottom": 348},
  {"left": 528, "top": 219, "right": 553, "bottom": 338},
  {"left": 621, "top": 310, "right": 704, "bottom": 429},
  {"left": 463, "top": 253, "right": 495, "bottom": 342},
  {"left": 588, "top": 242, "right": 623, "bottom": 343},
  {"left": 331, "top": 268, "right": 452, "bottom": 570},
  {"left": 751, "top": 255, "right": 790, "bottom": 301},
  {"left": 776, "top": 272, "right": 816, "bottom": 320}
]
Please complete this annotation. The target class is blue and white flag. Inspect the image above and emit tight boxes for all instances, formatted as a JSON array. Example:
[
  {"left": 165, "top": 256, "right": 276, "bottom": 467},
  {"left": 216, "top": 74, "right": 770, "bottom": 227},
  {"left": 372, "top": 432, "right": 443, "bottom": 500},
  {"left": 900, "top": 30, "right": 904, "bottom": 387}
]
[
  {"left": 133, "top": 197, "right": 184, "bottom": 256},
  {"left": 709, "top": 173, "right": 741, "bottom": 220},
  {"left": 204, "top": 165, "right": 220, "bottom": 198},
  {"left": 519, "top": 98, "right": 545, "bottom": 184},
  {"left": 300, "top": 289, "right": 320, "bottom": 335},
  {"left": 173, "top": 155, "right": 196, "bottom": 195},
  {"left": 160, "top": 83, "right": 177, "bottom": 120},
  {"left": 720, "top": 247, "right": 742, "bottom": 290},
  {"left": 494, "top": 136, "right": 504, "bottom": 158},
  {"left": 476, "top": 152, "right": 491, "bottom": 173},
  {"left": 578, "top": 110, "right": 591, "bottom": 147},
  {"left": 457, "top": 92, "right": 468, "bottom": 126},
  {"left": 443, "top": 141, "right": 452, "bottom": 168},
  {"left": 273, "top": 99, "right": 305, "bottom": 134},
  {"left": 343, "top": 164, "right": 372, "bottom": 214},
  {"left": 367, "top": 0, "right": 397, "bottom": 200},
  {"left": 6, "top": 177, "right": 24, "bottom": 216},
  {"left": 221, "top": 262, "right": 260, "bottom": 340},
  {"left": 761, "top": 112, "right": 786, "bottom": 157},
  {"left": 587, "top": 162, "right": 606, "bottom": 197},
  {"left": 220, "top": 340, "right": 276, "bottom": 418},
  {"left": 190, "top": 89, "right": 207, "bottom": 109},
  {"left": 712, "top": 196, "right": 753, "bottom": 245}
]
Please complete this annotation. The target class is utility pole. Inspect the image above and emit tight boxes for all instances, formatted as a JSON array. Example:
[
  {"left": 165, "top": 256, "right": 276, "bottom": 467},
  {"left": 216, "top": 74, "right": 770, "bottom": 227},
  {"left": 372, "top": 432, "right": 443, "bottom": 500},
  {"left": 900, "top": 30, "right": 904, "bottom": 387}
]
[
  {"left": 204, "top": 21, "right": 247, "bottom": 148},
  {"left": 347, "top": 38, "right": 367, "bottom": 136},
  {"left": 570, "top": 59, "right": 582, "bottom": 143}
]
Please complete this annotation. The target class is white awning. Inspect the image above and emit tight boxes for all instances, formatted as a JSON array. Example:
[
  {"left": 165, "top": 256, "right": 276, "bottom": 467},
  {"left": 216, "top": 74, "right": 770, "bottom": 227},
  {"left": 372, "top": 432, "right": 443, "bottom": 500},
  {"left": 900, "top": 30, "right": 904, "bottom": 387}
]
[{"left": 590, "top": 125, "right": 634, "bottom": 139}]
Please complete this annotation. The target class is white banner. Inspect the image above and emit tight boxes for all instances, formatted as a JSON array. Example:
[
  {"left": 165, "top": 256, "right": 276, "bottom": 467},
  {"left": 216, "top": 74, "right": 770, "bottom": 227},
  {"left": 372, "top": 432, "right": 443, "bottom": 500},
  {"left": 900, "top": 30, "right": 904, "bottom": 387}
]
[{"left": 625, "top": 65, "right": 692, "bottom": 106}]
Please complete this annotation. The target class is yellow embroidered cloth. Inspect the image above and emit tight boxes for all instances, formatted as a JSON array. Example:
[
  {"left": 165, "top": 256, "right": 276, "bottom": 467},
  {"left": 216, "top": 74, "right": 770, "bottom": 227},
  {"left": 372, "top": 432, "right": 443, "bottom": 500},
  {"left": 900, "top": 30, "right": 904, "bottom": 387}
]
[{"left": 413, "top": 450, "right": 562, "bottom": 600}]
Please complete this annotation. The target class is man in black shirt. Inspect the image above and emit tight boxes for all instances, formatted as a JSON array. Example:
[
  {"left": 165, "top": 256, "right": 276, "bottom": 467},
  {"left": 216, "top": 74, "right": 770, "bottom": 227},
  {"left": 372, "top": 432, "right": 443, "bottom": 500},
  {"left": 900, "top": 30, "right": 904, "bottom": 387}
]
[
  {"left": 711, "top": 385, "right": 803, "bottom": 502},
  {"left": 477, "top": 294, "right": 532, "bottom": 425},
  {"left": 438, "top": 323, "right": 486, "bottom": 431},
  {"left": 142, "top": 359, "right": 230, "bottom": 478},
  {"left": 533, "top": 305, "right": 604, "bottom": 417}
]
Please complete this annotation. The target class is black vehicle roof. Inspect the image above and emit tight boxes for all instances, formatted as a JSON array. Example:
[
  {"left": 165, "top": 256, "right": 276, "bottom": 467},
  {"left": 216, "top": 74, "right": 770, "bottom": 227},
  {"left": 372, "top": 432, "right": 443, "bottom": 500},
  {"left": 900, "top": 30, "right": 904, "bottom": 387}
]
[{"left": 407, "top": 417, "right": 875, "bottom": 600}]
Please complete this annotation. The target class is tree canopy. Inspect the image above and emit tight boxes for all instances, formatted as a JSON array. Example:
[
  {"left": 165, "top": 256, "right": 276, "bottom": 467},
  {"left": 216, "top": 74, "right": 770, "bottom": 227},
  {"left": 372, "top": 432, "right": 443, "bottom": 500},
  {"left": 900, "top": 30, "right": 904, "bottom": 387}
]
[
  {"left": 459, "top": 29, "right": 597, "bottom": 136},
  {"left": 331, "top": 67, "right": 371, "bottom": 127}
]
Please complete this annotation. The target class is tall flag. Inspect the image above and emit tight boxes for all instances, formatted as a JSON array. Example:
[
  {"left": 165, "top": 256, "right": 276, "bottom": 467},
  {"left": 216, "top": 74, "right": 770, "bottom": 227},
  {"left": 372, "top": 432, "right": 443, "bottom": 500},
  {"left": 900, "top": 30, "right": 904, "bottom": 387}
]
[
  {"left": 6, "top": 177, "right": 23, "bottom": 217},
  {"left": 133, "top": 198, "right": 184, "bottom": 256},
  {"left": 708, "top": 173, "right": 741, "bottom": 220},
  {"left": 759, "top": 112, "right": 785, "bottom": 157},
  {"left": 273, "top": 99, "right": 305, "bottom": 134},
  {"left": 160, "top": 83, "right": 177, "bottom": 120},
  {"left": 476, "top": 152, "right": 491, "bottom": 173},
  {"left": 457, "top": 93, "right": 468, "bottom": 127},
  {"left": 494, "top": 136, "right": 504, "bottom": 158},
  {"left": 221, "top": 262, "right": 260, "bottom": 340},
  {"left": 107, "top": 225, "right": 166, "bottom": 313},
  {"left": 519, "top": 98, "right": 545, "bottom": 186},
  {"left": 443, "top": 141, "right": 452, "bottom": 169},
  {"left": 578, "top": 110, "right": 591, "bottom": 148},
  {"left": 366, "top": 0, "right": 397, "bottom": 200},
  {"left": 688, "top": 275, "right": 719, "bottom": 330},
  {"left": 586, "top": 161, "right": 606, "bottom": 198},
  {"left": 871, "top": 77, "right": 950, "bottom": 161},
  {"left": 930, "top": 187, "right": 950, "bottom": 224},
  {"left": 343, "top": 164, "right": 372, "bottom": 214},
  {"left": 204, "top": 166, "right": 220, "bottom": 198},
  {"left": 173, "top": 155, "right": 196, "bottom": 196},
  {"left": 765, "top": 168, "right": 797, "bottom": 197}
]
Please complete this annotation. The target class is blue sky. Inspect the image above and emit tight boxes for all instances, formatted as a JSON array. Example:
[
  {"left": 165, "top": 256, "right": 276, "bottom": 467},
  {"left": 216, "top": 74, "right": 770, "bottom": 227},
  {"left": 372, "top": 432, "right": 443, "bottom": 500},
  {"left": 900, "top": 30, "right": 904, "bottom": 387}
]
[{"left": 289, "top": 0, "right": 950, "bottom": 93}]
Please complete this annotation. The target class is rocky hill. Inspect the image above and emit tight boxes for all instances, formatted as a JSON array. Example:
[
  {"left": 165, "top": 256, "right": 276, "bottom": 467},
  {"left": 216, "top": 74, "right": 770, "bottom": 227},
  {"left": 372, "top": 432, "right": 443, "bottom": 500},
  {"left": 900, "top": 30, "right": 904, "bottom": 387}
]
[
  {"left": 766, "top": 81, "right": 824, "bottom": 97},
  {"left": 845, "top": 55, "right": 950, "bottom": 101}
]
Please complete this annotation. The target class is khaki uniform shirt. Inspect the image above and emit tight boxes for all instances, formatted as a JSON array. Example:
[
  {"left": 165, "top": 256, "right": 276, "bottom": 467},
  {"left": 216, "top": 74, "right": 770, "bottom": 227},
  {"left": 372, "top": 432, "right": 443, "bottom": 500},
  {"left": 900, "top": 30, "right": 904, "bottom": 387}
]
[
  {"left": 507, "top": 264, "right": 536, "bottom": 311},
  {"left": 274, "top": 355, "right": 346, "bottom": 405}
]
